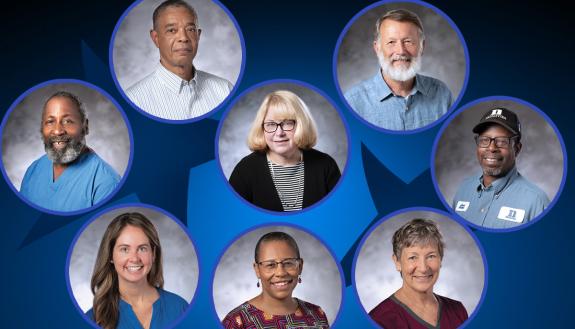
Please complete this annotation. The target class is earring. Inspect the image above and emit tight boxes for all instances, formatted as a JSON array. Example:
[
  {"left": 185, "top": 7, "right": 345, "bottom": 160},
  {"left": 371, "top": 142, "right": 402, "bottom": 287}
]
[
  {"left": 257, "top": 280, "right": 260, "bottom": 288},
  {"left": 298, "top": 276, "right": 302, "bottom": 283}
]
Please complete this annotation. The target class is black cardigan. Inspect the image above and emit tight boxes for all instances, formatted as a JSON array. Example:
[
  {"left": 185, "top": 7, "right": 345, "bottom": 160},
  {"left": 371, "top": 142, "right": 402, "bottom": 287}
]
[{"left": 228, "top": 149, "right": 341, "bottom": 211}]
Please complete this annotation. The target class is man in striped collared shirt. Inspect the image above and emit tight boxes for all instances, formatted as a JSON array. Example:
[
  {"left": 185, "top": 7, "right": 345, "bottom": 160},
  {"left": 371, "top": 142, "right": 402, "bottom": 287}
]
[{"left": 127, "top": 0, "right": 233, "bottom": 121}]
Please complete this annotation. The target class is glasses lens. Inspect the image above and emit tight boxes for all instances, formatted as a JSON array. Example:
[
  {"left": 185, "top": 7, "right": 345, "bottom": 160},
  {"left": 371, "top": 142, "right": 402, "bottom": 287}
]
[
  {"left": 260, "top": 261, "right": 276, "bottom": 271},
  {"left": 263, "top": 122, "right": 278, "bottom": 133},
  {"left": 282, "top": 120, "right": 295, "bottom": 131},
  {"left": 477, "top": 136, "right": 490, "bottom": 147},
  {"left": 494, "top": 137, "right": 510, "bottom": 148}
]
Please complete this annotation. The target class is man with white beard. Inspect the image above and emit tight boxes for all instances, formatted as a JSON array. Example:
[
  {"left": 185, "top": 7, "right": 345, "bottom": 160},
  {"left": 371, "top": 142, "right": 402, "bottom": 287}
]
[
  {"left": 452, "top": 107, "right": 549, "bottom": 229},
  {"left": 20, "top": 91, "right": 120, "bottom": 212},
  {"left": 344, "top": 9, "right": 452, "bottom": 131}
]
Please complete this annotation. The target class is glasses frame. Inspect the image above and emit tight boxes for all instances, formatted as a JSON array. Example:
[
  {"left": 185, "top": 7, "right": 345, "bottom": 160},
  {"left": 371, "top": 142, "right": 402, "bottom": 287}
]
[
  {"left": 256, "top": 257, "right": 302, "bottom": 272},
  {"left": 262, "top": 120, "right": 296, "bottom": 133},
  {"left": 474, "top": 135, "right": 519, "bottom": 148}
]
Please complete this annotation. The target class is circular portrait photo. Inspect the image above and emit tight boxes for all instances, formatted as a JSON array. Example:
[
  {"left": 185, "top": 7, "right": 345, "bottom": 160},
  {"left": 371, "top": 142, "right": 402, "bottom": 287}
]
[
  {"left": 335, "top": 1, "right": 468, "bottom": 132},
  {"left": 67, "top": 204, "right": 199, "bottom": 329},
  {"left": 433, "top": 97, "right": 566, "bottom": 231},
  {"left": 218, "top": 80, "right": 349, "bottom": 213},
  {"left": 354, "top": 208, "right": 486, "bottom": 329},
  {"left": 0, "top": 79, "right": 131, "bottom": 215},
  {"left": 213, "top": 225, "right": 343, "bottom": 328},
  {"left": 111, "top": 0, "right": 244, "bottom": 122}
]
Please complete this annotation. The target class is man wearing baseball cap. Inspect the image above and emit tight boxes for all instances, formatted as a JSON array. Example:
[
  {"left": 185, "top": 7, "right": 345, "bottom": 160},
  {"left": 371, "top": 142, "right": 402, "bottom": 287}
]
[{"left": 452, "top": 107, "right": 549, "bottom": 229}]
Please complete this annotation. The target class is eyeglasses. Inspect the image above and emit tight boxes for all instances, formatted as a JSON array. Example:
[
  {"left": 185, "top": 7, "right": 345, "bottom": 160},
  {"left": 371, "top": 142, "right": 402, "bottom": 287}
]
[
  {"left": 262, "top": 120, "right": 296, "bottom": 133},
  {"left": 256, "top": 258, "right": 301, "bottom": 272},
  {"left": 474, "top": 135, "right": 518, "bottom": 148}
]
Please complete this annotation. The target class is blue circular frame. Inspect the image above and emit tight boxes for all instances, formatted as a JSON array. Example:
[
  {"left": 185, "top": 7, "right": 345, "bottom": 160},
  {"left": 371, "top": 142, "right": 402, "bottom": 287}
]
[
  {"left": 214, "top": 78, "right": 353, "bottom": 216},
  {"left": 332, "top": 0, "right": 470, "bottom": 135},
  {"left": 64, "top": 202, "right": 202, "bottom": 329},
  {"left": 350, "top": 206, "right": 489, "bottom": 329},
  {"left": 0, "top": 78, "right": 134, "bottom": 217},
  {"left": 209, "top": 221, "right": 346, "bottom": 328},
  {"left": 430, "top": 95, "right": 569, "bottom": 233},
  {"left": 108, "top": 0, "right": 247, "bottom": 124}
]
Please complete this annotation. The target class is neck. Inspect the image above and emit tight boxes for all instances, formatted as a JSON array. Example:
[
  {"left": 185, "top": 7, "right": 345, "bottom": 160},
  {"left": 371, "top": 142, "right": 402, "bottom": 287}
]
[
  {"left": 254, "top": 293, "right": 298, "bottom": 315},
  {"left": 382, "top": 71, "right": 416, "bottom": 97},
  {"left": 161, "top": 60, "right": 195, "bottom": 81},
  {"left": 119, "top": 280, "right": 156, "bottom": 305},
  {"left": 268, "top": 149, "right": 302, "bottom": 166},
  {"left": 396, "top": 285, "right": 435, "bottom": 306}
]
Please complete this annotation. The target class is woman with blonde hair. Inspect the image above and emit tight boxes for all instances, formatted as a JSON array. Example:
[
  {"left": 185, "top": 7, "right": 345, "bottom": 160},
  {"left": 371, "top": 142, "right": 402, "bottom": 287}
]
[
  {"left": 229, "top": 90, "right": 341, "bottom": 212},
  {"left": 87, "top": 212, "right": 187, "bottom": 329}
]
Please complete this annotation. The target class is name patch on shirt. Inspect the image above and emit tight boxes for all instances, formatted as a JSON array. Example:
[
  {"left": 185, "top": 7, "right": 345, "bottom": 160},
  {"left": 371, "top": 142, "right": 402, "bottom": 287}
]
[
  {"left": 455, "top": 201, "right": 470, "bottom": 212},
  {"left": 497, "top": 206, "right": 525, "bottom": 223}
]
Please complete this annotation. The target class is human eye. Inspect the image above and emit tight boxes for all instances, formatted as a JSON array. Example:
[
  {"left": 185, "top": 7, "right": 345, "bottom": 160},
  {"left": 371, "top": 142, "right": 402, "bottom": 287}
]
[
  {"left": 403, "top": 39, "right": 413, "bottom": 45},
  {"left": 62, "top": 118, "right": 74, "bottom": 125},
  {"left": 166, "top": 27, "right": 176, "bottom": 33},
  {"left": 262, "top": 261, "right": 276, "bottom": 270},
  {"left": 138, "top": 246, "right": 149, "bottom": 252},
  {"left": 495, "top": 137, "right": 510, "bottom": 147},
  {"left": 186, "top": 26, "right": 197, "bottom": 33},
  {"left": 263, "top": 122, "right": 277, "bottom": 130},
  {"left": 119, "top": 246, "right": 128, "bottom": 253}
]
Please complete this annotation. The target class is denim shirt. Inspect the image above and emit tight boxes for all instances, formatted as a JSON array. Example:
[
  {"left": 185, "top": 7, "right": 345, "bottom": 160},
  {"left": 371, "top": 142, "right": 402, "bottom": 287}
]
[
  {"left": 452, "top": 167, "right": 550, "bottom": 229},
  {"left": 344, "top": 72, "right": 452, "bottom": 131}
]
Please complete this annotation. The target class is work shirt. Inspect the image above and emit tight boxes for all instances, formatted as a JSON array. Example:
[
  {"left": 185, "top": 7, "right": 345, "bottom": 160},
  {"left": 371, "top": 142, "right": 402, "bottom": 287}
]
[{"left": 452, "top": 167, "right": 549, "bottom": 229}]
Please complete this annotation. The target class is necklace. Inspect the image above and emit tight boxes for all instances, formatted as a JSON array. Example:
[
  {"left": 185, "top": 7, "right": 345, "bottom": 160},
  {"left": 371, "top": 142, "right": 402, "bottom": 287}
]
[{"left": 268, "top": 152, "right": 304, "bottom": 211}]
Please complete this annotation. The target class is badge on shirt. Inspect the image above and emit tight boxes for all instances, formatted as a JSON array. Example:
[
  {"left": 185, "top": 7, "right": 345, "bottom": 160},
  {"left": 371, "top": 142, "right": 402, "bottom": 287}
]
[
  {"left": 497, "top": 206, "right": 525, "bottom": 223},
  {"left": 455, "top": 201, "right": 470, "bottom": 212}
]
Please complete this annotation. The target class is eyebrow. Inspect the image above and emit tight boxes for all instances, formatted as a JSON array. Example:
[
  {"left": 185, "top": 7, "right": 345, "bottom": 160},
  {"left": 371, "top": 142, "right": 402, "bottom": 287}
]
[{"left": 116, "top": 243, "right": 151, "bottom": 248}]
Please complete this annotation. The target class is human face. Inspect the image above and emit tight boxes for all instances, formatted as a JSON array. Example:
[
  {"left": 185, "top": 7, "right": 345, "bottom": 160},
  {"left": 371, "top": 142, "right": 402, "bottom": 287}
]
[
  {"left": 41, "top": 96, "right": 87, "bottom": 164},
  {"left": 476, "top": 124, "right": 521, "bottom": 183},
  {"left": 393, "top": 244, "right": 441, "bottom": 294},
  {"left": 254, "top": 240, "right": 303, "bottom": 301},
  {"left": 263, "top": 105, "right": 298, "bottom": 161},
  {"left": 374, "top": 20, "right": 423, "bottom": 82},
  {"left": 112, "top": 225, "right": 155, "bottom": 287},
  {"left": 151, "top": 6, "right": 201, "bottom": 75}
]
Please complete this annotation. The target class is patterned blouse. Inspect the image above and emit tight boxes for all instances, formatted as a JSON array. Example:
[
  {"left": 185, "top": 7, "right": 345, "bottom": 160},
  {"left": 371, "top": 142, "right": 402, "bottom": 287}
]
[{"left": 222, "top": 298, "right": 330, "bottom": 329}]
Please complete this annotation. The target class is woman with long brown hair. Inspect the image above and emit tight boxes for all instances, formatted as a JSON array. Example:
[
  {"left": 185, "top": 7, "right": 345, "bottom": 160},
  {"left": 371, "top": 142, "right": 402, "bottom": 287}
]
[{"left": 87, "top": 212, "right": 187, "bottom": 329}]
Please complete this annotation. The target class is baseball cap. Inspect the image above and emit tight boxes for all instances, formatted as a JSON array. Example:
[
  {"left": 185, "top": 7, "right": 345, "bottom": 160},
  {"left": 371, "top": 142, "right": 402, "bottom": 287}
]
[{"left": 472, "top": 107, "right": 521, "bottom": 137}]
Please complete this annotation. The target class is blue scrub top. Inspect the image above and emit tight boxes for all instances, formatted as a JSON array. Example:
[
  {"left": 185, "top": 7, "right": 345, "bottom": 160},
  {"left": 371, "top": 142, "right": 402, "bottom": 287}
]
[
  {"left": 20, "top": 151, "right": 120, "bottom": 212},
  {"left": 86, "top": 289, "right": 188, "bottom": 329}
]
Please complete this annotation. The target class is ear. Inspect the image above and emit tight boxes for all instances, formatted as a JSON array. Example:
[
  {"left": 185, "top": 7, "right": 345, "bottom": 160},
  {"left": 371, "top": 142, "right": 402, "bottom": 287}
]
[
  {"left": 150, "top": 29, "right": 160, "bottom": 48},
  {"left": 514, "top": 141, "right": 522, "bottom": 156},
  {"left": 197, "top": 28, "right": 202, "bottom": 41},
  {"left": 372, "top": 40, "right": 379, "bottom": 56},
  {"left": 298, "top": 258, "right": 304, "bottom": 275},
  {"left": 84, "top": 119, "right": 89, "bottom": 136},
  {"left": 392, "top": 254, "right": 401, "bottom": 272},
  {"left": 420, "top": 38, "right": 426, "bottom": 56},
  {"left": 253, "top": 262, "right": 261, "bottom": 280}
]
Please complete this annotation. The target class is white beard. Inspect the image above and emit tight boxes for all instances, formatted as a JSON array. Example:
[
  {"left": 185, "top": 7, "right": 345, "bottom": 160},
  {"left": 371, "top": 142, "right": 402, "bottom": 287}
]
[{"left": 377, "top": 50, "right": 422, "bottom": 82}]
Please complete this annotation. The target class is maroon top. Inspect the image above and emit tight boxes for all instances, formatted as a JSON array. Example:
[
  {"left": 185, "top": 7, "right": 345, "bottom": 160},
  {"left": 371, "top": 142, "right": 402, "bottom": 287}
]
[{"left": 369, "top": 294, "right": 468, "bottom": 329}]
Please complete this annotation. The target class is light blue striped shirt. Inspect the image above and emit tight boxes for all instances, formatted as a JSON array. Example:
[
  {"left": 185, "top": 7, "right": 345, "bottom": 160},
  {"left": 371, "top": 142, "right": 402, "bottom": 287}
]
[
  {"left": 344, "top": 72, "right": 452, "bottom": 131},
  {"left": 126, "top": 64, "right": 233, "bottom": 120}
]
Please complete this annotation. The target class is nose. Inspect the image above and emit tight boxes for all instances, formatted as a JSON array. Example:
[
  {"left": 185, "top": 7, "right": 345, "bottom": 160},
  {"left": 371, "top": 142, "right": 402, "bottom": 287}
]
[
  {"left": 416, "top": 257, "right": 429, "bottom": 271},
  {"left": 274, "top": 125, "right": 286, "bottom": 136},
  {"left": 393, "top": 41, "right": 406, "bottom": 54},
  {"left": 487, "top": 139, "right": 499, "bottom": 151},
  {"left": 274, "top": 263, "right": 288, "bottom": 276},
  {"left": 51, "top": 122, "right": 65, "bottom": 135},
  {"left": 177, "top": 28, "right": 190, "bottom": 42}
]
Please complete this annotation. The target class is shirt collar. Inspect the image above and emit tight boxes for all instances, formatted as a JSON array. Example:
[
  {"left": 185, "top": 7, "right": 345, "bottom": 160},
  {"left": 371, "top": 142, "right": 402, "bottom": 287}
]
[
  {"left": 154, "top": 63, "right": 198, "bottom": 94},
  {"left": 477, "top": 166, "right": 518, "bottom": 194},
  {"left": 373, "top": 71, "right": 428, "bottom": 101}
]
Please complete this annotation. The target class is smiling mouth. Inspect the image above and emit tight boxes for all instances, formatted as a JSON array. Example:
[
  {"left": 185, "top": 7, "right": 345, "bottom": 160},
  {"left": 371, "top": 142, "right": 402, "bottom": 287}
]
[
  {"left": 271, "top": 279, "right": 293, "bottom": 288},
  {"left": 126, "top": 265, "right": 144, "bottom": 273}
]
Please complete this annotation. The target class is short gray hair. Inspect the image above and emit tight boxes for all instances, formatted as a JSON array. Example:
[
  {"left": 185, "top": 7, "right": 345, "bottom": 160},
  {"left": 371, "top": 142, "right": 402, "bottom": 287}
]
[
  {"left": 152, "top": 0, "right": 199, "bottom": 30},
  {"left": 42, "top": 91, "right": 88, "bottom": 124},
  {"left": 374, "top": 9, "right": 425, "bottom": 44},
  {"left": 392, "top": 218, "right": 444, "bottom": 259}
]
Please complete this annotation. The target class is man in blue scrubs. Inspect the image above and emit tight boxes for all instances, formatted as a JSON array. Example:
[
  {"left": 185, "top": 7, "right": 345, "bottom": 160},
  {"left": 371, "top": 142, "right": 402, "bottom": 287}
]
[
  {"left": 344, "top": 9, "right": 452, "bottom": 131},
  {"left": 20, "top": 91, "right": 120, "bottom": 212},
  {"left": 452, "top": 107, "right": 549, "bottom": 229}
]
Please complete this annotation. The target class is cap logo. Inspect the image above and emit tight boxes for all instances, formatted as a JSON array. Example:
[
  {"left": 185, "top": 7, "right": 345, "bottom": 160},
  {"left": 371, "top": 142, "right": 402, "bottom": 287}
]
[{"left": 485, "top": 109, "right": 506, "bottom": 120}]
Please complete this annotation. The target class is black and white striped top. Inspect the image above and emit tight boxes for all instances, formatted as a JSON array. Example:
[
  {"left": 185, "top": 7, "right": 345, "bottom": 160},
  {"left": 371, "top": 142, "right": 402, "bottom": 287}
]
[
  {"left": 126, "top": 64, "right": 233, "bottom": 120},
  {"left": 267, "top": 160, "right": 305, "bottom": 211}
]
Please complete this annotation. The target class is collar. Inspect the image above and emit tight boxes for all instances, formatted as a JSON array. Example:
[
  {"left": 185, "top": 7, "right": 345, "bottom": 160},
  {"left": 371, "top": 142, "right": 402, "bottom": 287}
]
[
  {"left": 154, "top": 63, "right": 198, "bottom": 94},
  {"left": 476, "top": 166, "right": 518, "bottom": 195},
  {"left": 373, "top": 71, "right": 429, "bottom": 102}
]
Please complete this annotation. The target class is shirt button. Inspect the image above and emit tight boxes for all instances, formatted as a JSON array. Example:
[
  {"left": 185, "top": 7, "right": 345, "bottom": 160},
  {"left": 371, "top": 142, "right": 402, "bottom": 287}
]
[{"left": 481, "top": 208, "right": 485, "bottom": 212}]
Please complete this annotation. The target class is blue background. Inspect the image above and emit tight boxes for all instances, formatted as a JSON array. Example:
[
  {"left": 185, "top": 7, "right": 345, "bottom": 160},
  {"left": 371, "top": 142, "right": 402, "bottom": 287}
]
[{"left": 1, "top": 0, "right": 572, "bottom": 328}]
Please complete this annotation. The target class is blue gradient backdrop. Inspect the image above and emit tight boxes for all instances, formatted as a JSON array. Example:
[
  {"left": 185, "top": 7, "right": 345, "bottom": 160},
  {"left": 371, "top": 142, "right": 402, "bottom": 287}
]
[{"left": 0, "top": 0, "right": 572, "bottom": 328}]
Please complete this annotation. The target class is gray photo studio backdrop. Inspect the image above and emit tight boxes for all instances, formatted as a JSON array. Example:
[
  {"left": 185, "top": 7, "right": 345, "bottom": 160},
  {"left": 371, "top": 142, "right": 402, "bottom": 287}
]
[
  {"left": 355, "top": 210, "right": 485, "bottom": 316},
  {"left": 213, "top": 226, "right": 343, "bottom": 324},
  {"left": 2, "top": 83, "right": 130, "bottom": 191},
  {"left": 435, "top": 99, "right": 564, "bottom": 205},
  {"left": 219, "top": 83, "right": 348, "bottom": 179},
  {"left": 337, "top": 2, "right": 466, "bottom": 98},
  {"left": 69, "top": 206, "right": 199, "bottom": 312},
  {"left": 113, "top": 0, "right": 242, "bottom": 91}
]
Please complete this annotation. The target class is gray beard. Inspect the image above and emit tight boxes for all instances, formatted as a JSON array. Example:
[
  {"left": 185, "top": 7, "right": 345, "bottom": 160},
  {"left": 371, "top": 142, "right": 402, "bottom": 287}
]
[
  {"left": 482, "top": 167, "right": 503, "bottom": 177},
  {"left": 378, "top": 52, "right": 422, "bottom": 82},
  {"left": 43, "top": 136, "right": 86, "bottom": 164}
]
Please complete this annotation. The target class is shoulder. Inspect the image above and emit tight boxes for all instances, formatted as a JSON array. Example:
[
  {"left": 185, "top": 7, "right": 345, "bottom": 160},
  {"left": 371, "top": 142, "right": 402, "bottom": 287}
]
[
  {"left": 159, "top": 289, "right": 188, "bottom": 308},
  {"left": 344, "top": 74, "right": 378, "bottom": 99},
  {"left": 369, "top": 296, "right": 397, "bottom": 316},
  {"left": 235, "top": 152, "right": 266, "bottom": 168},
  {"left": 222, "top": 302, "right": 252, "bottom": 327},
  {"left": 25, "top": 154, "right": 48, "bottom": 172},
  {"left": 435, "top": 294, "right": 468, "bottom": 319},
  {"left": 196, "top": 70, "right": 233, "bottom": 90},
  {"left": 512, "top": 173, "right": 550, "bottom": 203},
  {"left": 417, "top": 74, "right": 449, "bottom": 90},
  {"left": 369, "top": 297, "right": 407, "bottom": 328},
  {"left": 303, "top": 148, "right": 336, "bottom": 164},
  {"left": 126, "top": 72, "right": 157, "bottom": 96},
  {"left": 296, "top": 299, "right": 328, "bottom": 318},
  {"left": 85, "top": 152, "right": 121, "bottom": 181},
  {"left": 436, "top": 294, "right": 465, "bottom": 308}
]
